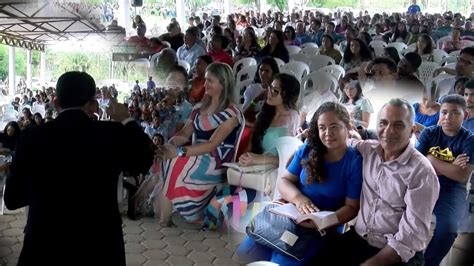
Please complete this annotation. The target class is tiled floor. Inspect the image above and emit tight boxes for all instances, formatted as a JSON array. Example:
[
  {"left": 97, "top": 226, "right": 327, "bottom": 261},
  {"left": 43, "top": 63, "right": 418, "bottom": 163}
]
[{"left": 0, "top": 207, "right": 247, "bottom": 266}]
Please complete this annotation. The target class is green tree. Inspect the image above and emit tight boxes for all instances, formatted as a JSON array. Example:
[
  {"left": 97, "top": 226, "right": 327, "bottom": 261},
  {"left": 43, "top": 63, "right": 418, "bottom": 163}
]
[
  {"left": 0, "top": 45, "right": 7, "bottom": 81},
  {"left": 268, "top": 0, "right": 288, "bottom": 11}
]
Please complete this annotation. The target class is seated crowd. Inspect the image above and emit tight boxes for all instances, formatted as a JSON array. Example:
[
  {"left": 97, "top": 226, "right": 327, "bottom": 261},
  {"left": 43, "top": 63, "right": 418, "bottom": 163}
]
[{"left": 2, "top": 6, "right": 474, "bottom": 266}]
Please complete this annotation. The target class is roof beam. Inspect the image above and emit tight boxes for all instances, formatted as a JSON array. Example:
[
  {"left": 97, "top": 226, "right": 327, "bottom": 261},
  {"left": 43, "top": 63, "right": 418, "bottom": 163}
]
[{"left": 0, "top": 34, "right": 45, "bottom": 51}]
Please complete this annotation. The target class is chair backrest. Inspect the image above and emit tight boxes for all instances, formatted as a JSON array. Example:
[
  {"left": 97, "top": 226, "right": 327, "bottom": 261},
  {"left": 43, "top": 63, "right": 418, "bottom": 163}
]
[
  {"left": 300, "top": 46, "right": 319, "bottom": 56},
  {"left": 300, "top": 42, "right": 318, "bottom": 49},
  {"left": 401, "top": 43, "right": 417, "bottom": 55},
  {"left": 273, "top": 57, "right": 286, "bottom": 69},
  {"left": 255, "top": 28, "right": 265, "bottom": 38},
  {"left": 436, "top": 36, "right": 451, "bottom": 49},
  {"left": 232, "top": 109, "right": 247, "bottom": 162},
  {"left": 440, "top": 56, "right": 458, "bottom": 66},
  {"left": 416, "top": 61, "right": 441, "bottom": 86},
  {"left": 300, "top": 71, "right": 339, "bottom": 106},
  {"left": 31, "top": 103, "right": 45, "bottom": 117},
  {"left": 369, "top": 40, "right": 387, "bottom": 48},
  {"left": 236, "top": 65, "right": 258, "bottom": 82},
  {"left": 236, "top": 79, "right": 254, "bottom": 105},
  {"left": 372, "top": 35, "right": 384, "bottom": 41},
  {"left": 149, "top": 52, "right": 160, "bottom": 66},
  {"left": 444, "top": 62, "right": 456, "bottom": 69},
  {"left": 161, "top": 40, "right": 171, "bottom": 48},
  {"left": 318, "top": 65, "right": 346, "bottom": 81},
  {"left": 177, "top": 60, "right": 191, "bottom": 73},
  {"left": 2, "top": 109, "right": 17, "bottom": 123},
  {"left": 373, "top": 46, "right": 385, "bottom": 57},
  {"left": 448, "top": 50, "right": 461, "bottom": 57},
  {"left": 289, "top": 53, "right": 312, "bottom": 65},
  {"left": 233, "top": 57, "right": 257, "bottom": 76},
  {"left": 285, "top": 45, "right": 302, "bottom": 55},
  {"left": 432, "top": 49, "right": 448, "bottom": 65},
  {"left": 386, "top": 42, "right": 408, "bottom": 52},
  {"left": 309, "top": 54, "right": 335, "bottom": 72},
  {"left": 280, "top": 61, "right": 310, "bottom": 82},
  {"left": 272, "top": 136, "right": 303, "bottom": 200}
]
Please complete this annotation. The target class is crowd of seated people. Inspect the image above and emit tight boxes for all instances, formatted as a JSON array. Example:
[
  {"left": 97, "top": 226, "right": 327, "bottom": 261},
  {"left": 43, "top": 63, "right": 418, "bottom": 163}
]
[{"left": 3, "top": 6, "right": 474, "bottom": 266}]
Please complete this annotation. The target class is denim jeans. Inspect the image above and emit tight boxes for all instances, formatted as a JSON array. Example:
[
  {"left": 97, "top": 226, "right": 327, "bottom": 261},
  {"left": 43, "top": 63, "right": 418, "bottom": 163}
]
[{"left": 425, "top": 183, "right": 466, "bottom": 266}]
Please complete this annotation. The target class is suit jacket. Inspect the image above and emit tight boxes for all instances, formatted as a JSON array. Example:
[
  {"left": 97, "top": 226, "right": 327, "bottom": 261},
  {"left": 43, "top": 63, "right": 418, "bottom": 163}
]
[{"left": 4, "top": 109, "right": 154, "bottom": 266}]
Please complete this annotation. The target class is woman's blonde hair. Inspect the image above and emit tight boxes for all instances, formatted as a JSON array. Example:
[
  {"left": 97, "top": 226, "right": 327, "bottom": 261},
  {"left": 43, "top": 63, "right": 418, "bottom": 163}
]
[{"left": 200, "top": 63, "right": 238, "bottom": 112}]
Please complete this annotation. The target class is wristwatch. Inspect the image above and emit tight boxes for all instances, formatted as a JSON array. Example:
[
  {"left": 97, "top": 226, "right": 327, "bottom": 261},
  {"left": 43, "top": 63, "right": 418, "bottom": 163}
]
[{"left": 177, "top": 146, "right": 187, "bottom": 157}]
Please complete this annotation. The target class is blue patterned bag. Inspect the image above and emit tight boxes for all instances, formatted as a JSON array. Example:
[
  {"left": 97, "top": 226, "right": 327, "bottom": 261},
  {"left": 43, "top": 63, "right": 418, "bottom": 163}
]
[{"left": 245, "top": 203, "right": 322, "bottom": 261}]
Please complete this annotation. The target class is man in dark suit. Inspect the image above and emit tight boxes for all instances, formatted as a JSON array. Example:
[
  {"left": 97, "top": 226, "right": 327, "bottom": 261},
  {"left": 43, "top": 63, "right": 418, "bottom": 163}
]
[{"left": 4, "top": 71, "right": 155, "bottom": 265}]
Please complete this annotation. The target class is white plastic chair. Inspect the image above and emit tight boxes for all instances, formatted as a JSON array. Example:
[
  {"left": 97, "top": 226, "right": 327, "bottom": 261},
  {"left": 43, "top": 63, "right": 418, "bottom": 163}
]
[
  {"left": 2, "top": 109, "right": 18, "bottom": 122},
  {"left": 300, "top": 42, "right": 318, "bottom": 49},
  {"left": 177, "top": 60, "right": 191, "bottom": 73},
  {"left": 309, "top": 54, "right": 335, "bottom": 72},
  {"left": 416, "top": 61, "right": 441, "bottom": 86},
  {"left": 161, "top": 40, "right": 171, "bottom": 48},
  {"left": 236, "top": 65, "right": 258, "bottom": 82},
  {"left": 300, "top": 46, "right": 319, "bottom": 56},
  {"left": 272, "top": 136, "right": 303, "bottom": 200},
  {"left": 373, "top": 46, "right": 386, "bottom": 57},
  {"left": 401, "top": 43, "right": 417, "bottom": 55},
  {"left": 149, "top": 52, "right": 160, "bottom": 66},
  {"left": 318, "top": 65, "right": 346, "bottom": 81},
  {"left": 440, "top": 56, "right": 458, "bottom": 66},
  {"left": 448, "top": 50, "right": 461, "bottom": 57},
  {"left": 236, "top": 79, "right": 254, "bottom": 105},
  {"left": 444, "top": 62, "right": 456, "bottom": 69},
  {"left": 31, "top": 103, "right": 45, "bottom": 117},
  {"left": 386, "top": 42, "right": 408, "bottom": 53},
  {"left": 432, "top": 49, "right": 449, "bottom": 65},
  {"left": 289, "top": 53, "right": 312, "bottom": 65},
  {"left": 369, "top": 40, "right": 387, "bottom": 48},
  {"left": 233, "top": 110, "right": 247, "bottom": 162},
  {"left": 372, "top": 35, "right": 384, "bottom": 41},
  {"left": 232, "top": 57, "right": 257, "bottom": 76},
  {"left": 436, "top": 36, "right": 451, "bottom": 49},
  {"left": 285, "top": 45, "right": 301, "bottom": 55},
  {"left": 280, "top": 61, "right": 310, "bottom": 82},
  {"left": 255, "top": 28, "right": 265, "bottom": 38},
  {"left": 300, "top": 71, "right": 339, "bottom": 106},
  {"left": 273, "top": 57, "right": 286, "bottom": 69}
]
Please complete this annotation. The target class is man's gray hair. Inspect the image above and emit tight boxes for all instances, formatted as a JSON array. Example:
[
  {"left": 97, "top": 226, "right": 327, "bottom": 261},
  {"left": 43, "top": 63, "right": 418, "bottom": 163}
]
[{"left": 379, "top": 98, "right": 415, "bottom": 125}]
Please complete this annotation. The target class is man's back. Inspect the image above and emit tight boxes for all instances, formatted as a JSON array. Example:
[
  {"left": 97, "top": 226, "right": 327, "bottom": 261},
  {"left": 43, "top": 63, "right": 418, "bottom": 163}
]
[{"left": 5, "top": 109, "right": 154, "bottom": 265}]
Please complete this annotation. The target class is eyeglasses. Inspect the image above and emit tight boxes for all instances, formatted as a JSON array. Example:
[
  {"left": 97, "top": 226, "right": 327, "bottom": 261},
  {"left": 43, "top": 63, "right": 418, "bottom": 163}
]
[{"left": 269, "top": 86, "right": 281, "bottom": 96}]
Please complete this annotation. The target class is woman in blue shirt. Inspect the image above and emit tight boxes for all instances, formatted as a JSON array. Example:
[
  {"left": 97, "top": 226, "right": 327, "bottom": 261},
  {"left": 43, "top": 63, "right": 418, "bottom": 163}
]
[{"left": 237, "top": 102, "right": 363, "bottom": 266}]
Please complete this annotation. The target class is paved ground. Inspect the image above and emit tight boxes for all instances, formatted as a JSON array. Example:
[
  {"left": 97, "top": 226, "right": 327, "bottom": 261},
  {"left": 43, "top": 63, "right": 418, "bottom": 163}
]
[{"left": 0, "top": 207, "right": 247, "bottom": 266}]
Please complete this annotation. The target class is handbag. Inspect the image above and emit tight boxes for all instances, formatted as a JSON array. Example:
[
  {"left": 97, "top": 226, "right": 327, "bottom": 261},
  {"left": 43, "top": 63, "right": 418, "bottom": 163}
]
[
  {"left": 246, "top": 202, "right": 322, "bottom": 261},
  {"left": 223, "top": 162, "right": 277, "bottom": 194}
]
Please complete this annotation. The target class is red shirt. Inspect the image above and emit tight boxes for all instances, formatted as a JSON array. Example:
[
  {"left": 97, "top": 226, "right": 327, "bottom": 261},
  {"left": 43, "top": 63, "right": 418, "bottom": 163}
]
[
  {"left": 128, "top": 36, "right": 150, "bottom": 49},
  {"left": 189, "top": 76, "right": 206, "bottom": 104},
  {"left": 209, "top": 49, "right": 233, "bottom": 67}
]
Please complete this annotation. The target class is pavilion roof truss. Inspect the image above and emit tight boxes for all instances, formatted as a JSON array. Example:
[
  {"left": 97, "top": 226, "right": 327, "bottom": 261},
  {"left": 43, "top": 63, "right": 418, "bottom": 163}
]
[{"left": 0, "top": 1, "right": 109, "bottom": 51}]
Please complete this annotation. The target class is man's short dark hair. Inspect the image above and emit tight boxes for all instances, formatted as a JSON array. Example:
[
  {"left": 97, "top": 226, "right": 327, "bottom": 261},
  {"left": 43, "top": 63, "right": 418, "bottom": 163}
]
[
  {"left": 198, "top": 54, "right": 213, "bottom": 65},
  {"left": 464, "top": 78, "right": 474, "bottom": 89},
  {"left": 185, "top": 26, "right": 199, "bottom": 38},
  {"left": 460, "top": 46, "right": 474, "bottom": 58},
  {"left": 56, "top": 71, "right": 96, "bottom": 109},
  {"left": 440, "top": 94, "right": 467, "bottom": 111},
  {"left": 372, "top": 57, "right": 398, "bottom": 73}
]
